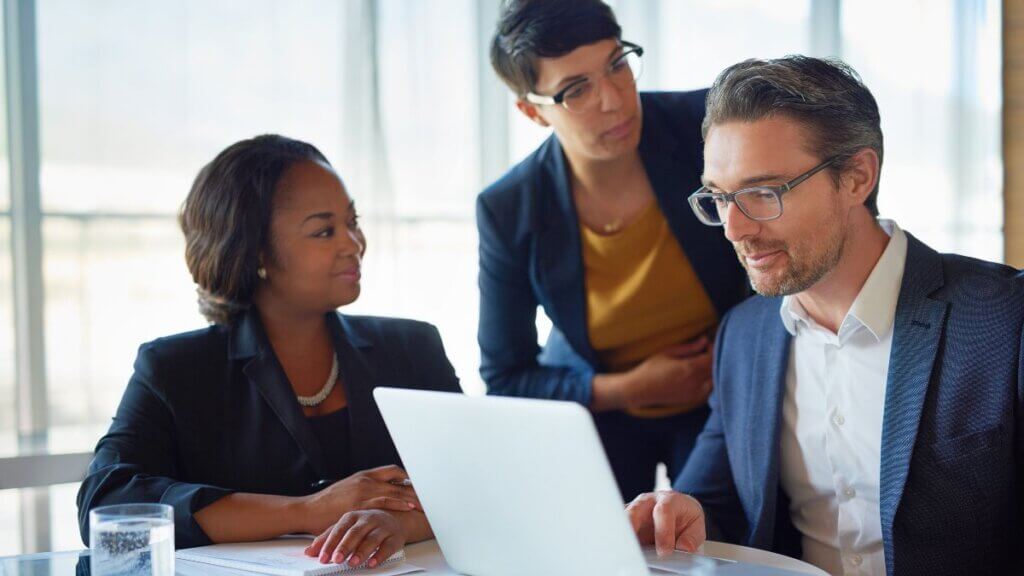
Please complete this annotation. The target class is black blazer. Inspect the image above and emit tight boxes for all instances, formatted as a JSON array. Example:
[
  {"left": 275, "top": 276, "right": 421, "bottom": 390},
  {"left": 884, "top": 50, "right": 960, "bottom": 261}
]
[{"left": 76, "top": 310, "right": 461, "bottom": 548}]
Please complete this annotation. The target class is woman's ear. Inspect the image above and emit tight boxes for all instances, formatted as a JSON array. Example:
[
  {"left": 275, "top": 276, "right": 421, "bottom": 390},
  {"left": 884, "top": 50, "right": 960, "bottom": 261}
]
[{"left": 515, "top": 99, "right": 551, "bottom": 128}]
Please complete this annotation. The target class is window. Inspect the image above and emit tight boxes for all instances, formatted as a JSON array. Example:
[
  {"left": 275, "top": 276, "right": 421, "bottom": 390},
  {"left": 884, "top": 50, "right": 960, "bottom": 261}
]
[
  {"left": 842, "top": 0, "right": 1002, "bottom": 260},
  {"left": 0, "top": 0, "right": 1003, "bottom": 555}
]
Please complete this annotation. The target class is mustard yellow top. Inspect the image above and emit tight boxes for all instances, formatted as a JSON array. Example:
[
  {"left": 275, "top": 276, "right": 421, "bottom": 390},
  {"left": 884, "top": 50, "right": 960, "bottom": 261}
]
[{"left": 581, "top": 202, "right": 718, "bottom": 418}]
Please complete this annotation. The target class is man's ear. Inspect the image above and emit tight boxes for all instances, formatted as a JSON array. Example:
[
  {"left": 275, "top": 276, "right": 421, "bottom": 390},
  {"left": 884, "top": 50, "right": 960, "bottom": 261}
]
[
  {"left": 840, "top": 148, "right": 880, "bottom": 207},
  {"left": 515, "top": 98, "right": 551, "bottom": 128}
]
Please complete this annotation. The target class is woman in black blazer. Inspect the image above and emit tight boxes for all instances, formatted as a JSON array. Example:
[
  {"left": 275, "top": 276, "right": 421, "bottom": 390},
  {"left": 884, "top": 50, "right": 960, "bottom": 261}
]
[{"left": 77, "top": 135, "right": 460, "bottom": 569}]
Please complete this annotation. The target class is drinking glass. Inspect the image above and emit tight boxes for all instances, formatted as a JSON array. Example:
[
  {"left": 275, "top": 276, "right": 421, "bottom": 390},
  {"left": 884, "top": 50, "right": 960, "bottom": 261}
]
[{"left": 89, "top": 504, "right": 174, "bottom": 576}]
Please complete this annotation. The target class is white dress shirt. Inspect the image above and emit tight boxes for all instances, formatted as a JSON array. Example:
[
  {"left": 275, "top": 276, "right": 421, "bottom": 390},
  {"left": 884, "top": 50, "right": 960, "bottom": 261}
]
[{"left": 778, "top": 220, "right": 907, "bottom": 576}]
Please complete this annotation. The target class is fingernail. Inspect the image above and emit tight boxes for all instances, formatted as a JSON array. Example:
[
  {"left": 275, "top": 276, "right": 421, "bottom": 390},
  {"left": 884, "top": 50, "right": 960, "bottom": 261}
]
[
  {"left": 349, "top": 555, "right": 361, "bottom": 566},
  {"left": 408, "top": 502, "right": 416, "bottom": 508},
  {"left": 368, "top": 558, "right": 378, "bottom": 568},
  {"left": 333, "top": 551, "right": 343, "bottom": 563},
  {"left": 682, "top": 538, "right": 696, "bottom": 552}
]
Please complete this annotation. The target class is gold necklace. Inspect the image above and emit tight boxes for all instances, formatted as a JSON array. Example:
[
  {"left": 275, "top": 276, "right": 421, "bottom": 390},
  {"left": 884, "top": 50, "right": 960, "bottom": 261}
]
[
  {"left": 575, "top": 183, "right": 628, "bottom": 235},
  {"left": 602, "top": 218, "right": 625, "bottom": 234}
]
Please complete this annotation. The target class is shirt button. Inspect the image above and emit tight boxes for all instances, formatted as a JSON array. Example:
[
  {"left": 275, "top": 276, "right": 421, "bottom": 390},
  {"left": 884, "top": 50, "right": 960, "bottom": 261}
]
[
  {"left": 832, "top": 413, "right": 846, "bottom": 426},
  {"left": 849, "top": 554, "right": 863, "bottom": 567},
  {"left": 843, "top": 486, "right": 856, "bottom": 498}
]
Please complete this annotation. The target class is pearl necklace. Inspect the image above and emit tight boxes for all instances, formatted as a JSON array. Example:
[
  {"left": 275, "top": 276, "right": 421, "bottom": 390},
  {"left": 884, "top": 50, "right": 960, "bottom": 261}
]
[{"left": 296, "top": 354, "right": 339, "bottom": 408}]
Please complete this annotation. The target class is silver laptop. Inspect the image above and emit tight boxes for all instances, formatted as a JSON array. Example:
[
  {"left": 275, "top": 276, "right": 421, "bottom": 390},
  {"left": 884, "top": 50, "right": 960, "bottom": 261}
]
[{"left": 373, "top": 388, "right": 811, "bottom": 576}]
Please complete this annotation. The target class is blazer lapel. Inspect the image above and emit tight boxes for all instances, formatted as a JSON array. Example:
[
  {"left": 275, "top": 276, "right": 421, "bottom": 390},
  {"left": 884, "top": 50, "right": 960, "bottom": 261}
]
[
  {"left": 533, "top": 136, "right": 598, "bottom": 366},
  {"left": 330, "top": 314, "right": 395, "bottom": 470},
  {"left": 745, "top": 299, "right": 792, "bottom": 546},
  {"left": 233, "top": 312, "right": 328, "bottom": 481},
  {"left": 879, "top": 234, "right": 948, "bottom": 573}
]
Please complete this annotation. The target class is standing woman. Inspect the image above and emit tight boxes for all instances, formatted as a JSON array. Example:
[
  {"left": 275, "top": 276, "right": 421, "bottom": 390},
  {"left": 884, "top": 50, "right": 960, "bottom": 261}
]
[
  {"left": 78, "top": 135, "right": 459, "bottom": 569},
  {"left": 479, "top": 0, "right": 747, "bottom": 500}
]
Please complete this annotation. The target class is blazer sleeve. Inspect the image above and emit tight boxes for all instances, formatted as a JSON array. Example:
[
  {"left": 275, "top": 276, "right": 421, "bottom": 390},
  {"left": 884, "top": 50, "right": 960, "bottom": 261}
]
[
  {"left": 76, "top": 343, "right": 235, "bottom": 549},
  {"left": 672, "top": 312, "right": 747, "bottom": 543},
  {"left": 476, "top": 194, "right": 596, "bottom": 405}
]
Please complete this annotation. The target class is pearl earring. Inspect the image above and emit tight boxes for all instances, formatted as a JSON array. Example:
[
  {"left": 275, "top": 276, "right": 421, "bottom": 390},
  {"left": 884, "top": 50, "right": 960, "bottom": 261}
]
[{"left": 257, "top": 267, "right": 267, "bottom": 279}]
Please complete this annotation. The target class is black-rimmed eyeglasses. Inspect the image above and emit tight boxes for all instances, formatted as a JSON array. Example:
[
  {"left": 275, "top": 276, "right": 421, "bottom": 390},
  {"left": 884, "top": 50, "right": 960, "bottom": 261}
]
[{"left": 524, "top": 42, "right": 644, "bottom": 113}]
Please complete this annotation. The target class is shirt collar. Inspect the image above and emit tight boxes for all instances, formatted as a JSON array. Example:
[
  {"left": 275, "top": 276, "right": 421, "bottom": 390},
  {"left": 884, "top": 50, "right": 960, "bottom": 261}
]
[{"left": 780, "top": 219, "right": 908, "bottom": 341}]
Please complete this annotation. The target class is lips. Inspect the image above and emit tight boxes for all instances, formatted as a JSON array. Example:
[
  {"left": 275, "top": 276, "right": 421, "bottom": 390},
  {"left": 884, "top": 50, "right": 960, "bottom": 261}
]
[
  {"left": 602, "top": 117, "right": 635, "bottom": 140},
  {"left": 335, "top": 267, "right": 361, "bottom": 281},
  {"left": 743, "top": 250, "right": 782, "bottom": 269}
]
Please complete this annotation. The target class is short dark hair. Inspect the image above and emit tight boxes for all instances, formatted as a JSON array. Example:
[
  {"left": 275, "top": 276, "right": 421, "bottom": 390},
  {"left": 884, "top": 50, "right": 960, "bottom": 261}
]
[
  {"left": 490, "top": 0, "right": 621, "bottom": 97},
  {"left": 704, "top": 56, "right": 884, "bottom": 216},
  {"left": 179, "top": 134, "right": 329, "bottom": 325}
]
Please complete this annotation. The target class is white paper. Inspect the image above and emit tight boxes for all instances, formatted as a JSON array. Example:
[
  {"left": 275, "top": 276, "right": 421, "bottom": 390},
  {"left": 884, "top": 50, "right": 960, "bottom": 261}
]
[{"left": 176, "top": 537, "right": 422, "bottom": 576}]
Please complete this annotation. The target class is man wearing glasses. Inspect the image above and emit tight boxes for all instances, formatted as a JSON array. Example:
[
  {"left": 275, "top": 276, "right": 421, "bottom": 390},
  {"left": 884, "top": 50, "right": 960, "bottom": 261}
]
[
  {"left": 628, "top": 56, "right": 1023, "bottom": 575},
  {"left": 477, "top": 0, "right": 747, "bottom": 500}
]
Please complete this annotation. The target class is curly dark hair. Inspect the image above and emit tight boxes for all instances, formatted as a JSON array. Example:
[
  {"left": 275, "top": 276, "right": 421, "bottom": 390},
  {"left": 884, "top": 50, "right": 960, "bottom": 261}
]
[{"left": 179, "top": 134, "right": 329, "bottom": 324}]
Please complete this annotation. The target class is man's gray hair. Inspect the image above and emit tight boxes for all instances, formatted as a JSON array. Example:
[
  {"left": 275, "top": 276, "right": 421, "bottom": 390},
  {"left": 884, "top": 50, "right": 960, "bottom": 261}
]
[{"left": 703, "top": 55, "right": 883, "bottom": 216}]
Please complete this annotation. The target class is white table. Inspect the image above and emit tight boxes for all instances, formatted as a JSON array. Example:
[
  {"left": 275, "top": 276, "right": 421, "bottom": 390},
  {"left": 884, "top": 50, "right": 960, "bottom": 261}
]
[
  {"left": 0, "top": 539, "right": 826, "bottom": 575},
  {"left": 404, "top": 539, "right": 827, "bottom": 575}
]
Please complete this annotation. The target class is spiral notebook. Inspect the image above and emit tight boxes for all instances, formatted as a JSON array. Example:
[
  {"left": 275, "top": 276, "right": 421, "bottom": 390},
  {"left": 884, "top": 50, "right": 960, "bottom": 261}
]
[{"left": 175, "top": 537, "right": 419, "bottom": 575}]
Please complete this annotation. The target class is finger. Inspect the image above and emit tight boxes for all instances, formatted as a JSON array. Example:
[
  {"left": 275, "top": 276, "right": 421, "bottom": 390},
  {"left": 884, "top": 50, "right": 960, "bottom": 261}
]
[
  {"left": 679, "top": 352, "right": 713, "bottom": 384},
  {"left": 367, "top": 534, "right": 402, "bottom": 569},
  {"left": 335, "top": 516, "right": 376, "bottom": 565},
  {"left": 624, "top": 494, "right": 654, "bottom": 536},
  {"left": 652, "top": 498, "right": 678, "bottom": 557},
  {"left": 696, "top": 378, "right": 714, "bottom": 402},
  {"left": 662, "top": 336, "right": 708, "bottom": 357},
  {"left": 305, "top": 530, "right": 329, "bottom": 557},
  {"left": 388, "top": 484, "right": 421, "bottom": 506},
  {"left": 361, "top": 496, "right": 418, "bottom": 512},
  {"left": 351, "top": 526, "right": 389, "bottom": 568},
  {"left": 362, "top": 483, "right": 419, "bottom": 508},
  {"left": 364, "top": 465, "right": 410, "bottom": 483},
  {"left": 674, "top": 497, "right": 707, "bottom": 553},
  {"left": 320, "top": 515, "right": 356, "bottom": 564}
]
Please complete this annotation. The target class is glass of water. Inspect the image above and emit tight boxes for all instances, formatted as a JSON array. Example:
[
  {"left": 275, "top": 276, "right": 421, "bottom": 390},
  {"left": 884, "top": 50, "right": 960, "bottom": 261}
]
[{"left": 89, "top": 504, "right": 174, "bottom": 576}]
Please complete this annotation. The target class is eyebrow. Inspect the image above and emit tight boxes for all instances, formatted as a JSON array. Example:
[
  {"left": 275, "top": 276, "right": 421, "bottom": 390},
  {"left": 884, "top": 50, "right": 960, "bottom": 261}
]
[
  {"left": 300, "top": 201, "right": 355, "bottom": 225},
  {"left": 302, "top": 212, "right": 333, "bottom": 224},
  {"left": 702, "top": 173, "right": 789, "bottom": 190},
  {"left": 550, "top": 45, "right": 626, "bottom": 92}
]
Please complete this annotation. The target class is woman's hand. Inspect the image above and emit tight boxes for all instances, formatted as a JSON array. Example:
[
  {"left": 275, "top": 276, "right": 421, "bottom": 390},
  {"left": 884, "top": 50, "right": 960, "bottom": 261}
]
[
  {"left": 591, "top": 336, "right": 713, "bottom": 412},
  {"left": 304, "top": 510, "right": 407, "bottom": 569},
  {"left": 626, "top": 338, "right": 713, "bottom": 410},
  {"left": 300, "top": 465, "right": 420, "bottom": 534}
]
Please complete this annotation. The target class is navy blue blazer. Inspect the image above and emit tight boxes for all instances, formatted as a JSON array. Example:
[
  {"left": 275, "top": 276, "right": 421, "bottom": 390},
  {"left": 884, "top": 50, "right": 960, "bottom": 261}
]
[
  {"left": 675, "top": 233, "right": 1024, "bottom": 575},
  {"left": 477, "top": 91, "right": 748, "bottom": 404},
  {"left": 76, "top": 310, "right": 460, "bottom": 549}
]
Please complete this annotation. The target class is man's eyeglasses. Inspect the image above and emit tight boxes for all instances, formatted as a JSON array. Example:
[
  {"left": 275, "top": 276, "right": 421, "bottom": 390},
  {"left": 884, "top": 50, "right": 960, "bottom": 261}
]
[
  {"left": 524, "top": 42, "right": 644, "bottom": 114},
  {"left": 688, "top": 158, "right": 837, "bottom": 226}
]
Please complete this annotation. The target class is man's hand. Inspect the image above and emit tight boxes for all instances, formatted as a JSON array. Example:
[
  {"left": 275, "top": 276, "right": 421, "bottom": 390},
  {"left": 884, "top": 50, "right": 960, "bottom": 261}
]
[{"left": 626, "top": 490, "right": 706, "bottom": 557}]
